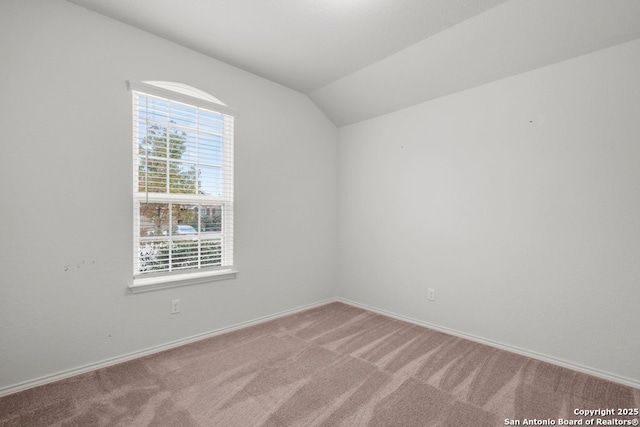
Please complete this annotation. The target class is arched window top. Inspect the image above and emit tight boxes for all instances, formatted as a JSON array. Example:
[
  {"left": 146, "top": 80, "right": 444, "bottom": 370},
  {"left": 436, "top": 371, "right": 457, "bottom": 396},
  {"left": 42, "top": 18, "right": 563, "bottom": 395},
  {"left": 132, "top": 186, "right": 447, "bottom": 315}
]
[
  {"left": 144, "top": 81, "right": 227, "bottom": 106},
  {"left": 127, "top": 80, "right": 233, "bottom": 115}
]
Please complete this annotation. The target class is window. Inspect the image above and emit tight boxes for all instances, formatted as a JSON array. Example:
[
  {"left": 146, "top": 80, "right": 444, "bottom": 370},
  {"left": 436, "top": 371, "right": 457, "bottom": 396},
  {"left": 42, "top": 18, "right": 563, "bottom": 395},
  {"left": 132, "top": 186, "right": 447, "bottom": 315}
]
[{"left": 129, "top": 81, "right": 236, "bottom": 292}]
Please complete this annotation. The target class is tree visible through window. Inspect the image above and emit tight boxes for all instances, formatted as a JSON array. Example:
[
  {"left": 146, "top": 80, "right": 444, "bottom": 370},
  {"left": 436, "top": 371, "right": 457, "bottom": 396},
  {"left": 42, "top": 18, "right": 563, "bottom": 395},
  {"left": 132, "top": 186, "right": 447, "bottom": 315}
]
[{"left": 131, "top": 82, "right": 234, "bottom": 279}]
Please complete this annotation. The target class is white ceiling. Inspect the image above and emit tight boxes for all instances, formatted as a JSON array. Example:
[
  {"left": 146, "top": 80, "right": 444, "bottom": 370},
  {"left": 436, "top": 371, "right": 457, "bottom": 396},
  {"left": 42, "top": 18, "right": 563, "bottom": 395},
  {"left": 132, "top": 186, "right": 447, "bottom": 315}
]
[{"left": 68, "top": 0, "right": 640, "bottom": 126}]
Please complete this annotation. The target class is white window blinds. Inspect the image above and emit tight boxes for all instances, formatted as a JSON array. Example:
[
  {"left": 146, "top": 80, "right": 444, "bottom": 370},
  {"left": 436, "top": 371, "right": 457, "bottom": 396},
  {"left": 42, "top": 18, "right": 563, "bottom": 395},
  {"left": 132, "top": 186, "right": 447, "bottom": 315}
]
[{"left": 131, "top": 83, "right": 234, "bottom": 279}]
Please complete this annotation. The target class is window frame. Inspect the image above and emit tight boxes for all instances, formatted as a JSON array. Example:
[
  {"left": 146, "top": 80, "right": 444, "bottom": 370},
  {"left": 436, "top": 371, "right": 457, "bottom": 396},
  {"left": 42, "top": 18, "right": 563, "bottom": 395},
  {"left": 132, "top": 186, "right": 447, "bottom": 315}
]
[{"left": 128, "top": 81, "right": 237, "bottom": 293}]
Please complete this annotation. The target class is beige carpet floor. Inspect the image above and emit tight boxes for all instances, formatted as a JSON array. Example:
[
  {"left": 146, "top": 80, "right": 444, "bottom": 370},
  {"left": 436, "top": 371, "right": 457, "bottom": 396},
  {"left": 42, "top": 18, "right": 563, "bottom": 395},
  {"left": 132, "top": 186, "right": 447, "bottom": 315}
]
[{"left": 1, "top": 302, "right": 638, "bottom": 426}]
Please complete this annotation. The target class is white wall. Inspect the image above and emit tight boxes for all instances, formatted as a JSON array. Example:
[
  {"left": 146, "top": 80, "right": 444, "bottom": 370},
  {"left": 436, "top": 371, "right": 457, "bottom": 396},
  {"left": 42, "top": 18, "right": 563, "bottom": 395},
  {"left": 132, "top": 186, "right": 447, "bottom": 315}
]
[
  {"left": 338, "top": 38, "right": 640, "bottom": 383},
  {"left": 0, "top": 0, "right": 337, "bottom": 391},
  {"left": 2, "top": 0, "right": 638, "bottom": 395}
]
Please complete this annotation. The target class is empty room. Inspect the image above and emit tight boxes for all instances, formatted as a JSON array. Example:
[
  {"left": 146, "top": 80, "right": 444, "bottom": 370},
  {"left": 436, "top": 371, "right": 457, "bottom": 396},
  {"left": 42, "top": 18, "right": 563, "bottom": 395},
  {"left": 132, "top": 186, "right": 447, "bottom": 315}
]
[{"left": 1, "top": 0, "right": 639, "bottom": 425}]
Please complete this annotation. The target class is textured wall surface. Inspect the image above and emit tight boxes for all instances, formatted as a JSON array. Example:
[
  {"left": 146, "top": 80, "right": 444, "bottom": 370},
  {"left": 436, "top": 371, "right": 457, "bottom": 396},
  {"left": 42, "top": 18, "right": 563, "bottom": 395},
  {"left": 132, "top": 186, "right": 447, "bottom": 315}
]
[
  {"left": 1, "top": 0, "right": 639, "bottom": 395},
  {"left": 0, "top": 0, "right": 338, "bottom": 391},
  {"left": 338, "top": 39, "right": 640, "bottom": 383}
]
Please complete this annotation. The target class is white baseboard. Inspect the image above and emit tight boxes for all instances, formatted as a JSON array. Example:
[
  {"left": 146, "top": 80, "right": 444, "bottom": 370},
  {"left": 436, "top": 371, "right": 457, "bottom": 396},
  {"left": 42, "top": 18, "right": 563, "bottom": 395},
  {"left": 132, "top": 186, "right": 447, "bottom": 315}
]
[
  {"left": 2, "top": 296, "right": 637, "bottom": 397},
  {"left": 337, "top": 297, "right": 640, "bottom": 390},
  {"left": 0, "top": 298, "right": 338, "bottom": 398}
]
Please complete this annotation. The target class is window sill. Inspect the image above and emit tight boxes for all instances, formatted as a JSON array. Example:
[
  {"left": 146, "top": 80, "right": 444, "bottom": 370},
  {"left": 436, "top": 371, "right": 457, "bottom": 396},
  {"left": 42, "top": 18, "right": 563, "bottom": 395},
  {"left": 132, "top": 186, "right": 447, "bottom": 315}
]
[{"left": 129, "top": 269, "right": 238, "bottom": 294}]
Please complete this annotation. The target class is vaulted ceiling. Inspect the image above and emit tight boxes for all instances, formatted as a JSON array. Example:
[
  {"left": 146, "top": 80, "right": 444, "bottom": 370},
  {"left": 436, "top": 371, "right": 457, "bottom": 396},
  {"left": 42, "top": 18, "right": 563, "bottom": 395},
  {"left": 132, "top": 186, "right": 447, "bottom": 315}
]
[{"left": 68, "top": 0, "right": 640, "bottom": 126}]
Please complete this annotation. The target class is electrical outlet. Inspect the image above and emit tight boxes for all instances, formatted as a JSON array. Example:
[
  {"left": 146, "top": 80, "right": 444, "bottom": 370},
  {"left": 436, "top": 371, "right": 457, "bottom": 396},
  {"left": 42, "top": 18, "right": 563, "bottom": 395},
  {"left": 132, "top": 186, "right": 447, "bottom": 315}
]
[
  {"left": 427, "top": 288, "right": 435, "bottom": 302},
  {"left": 171, "top": 299, "right": 181, "bottom": 314}
]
